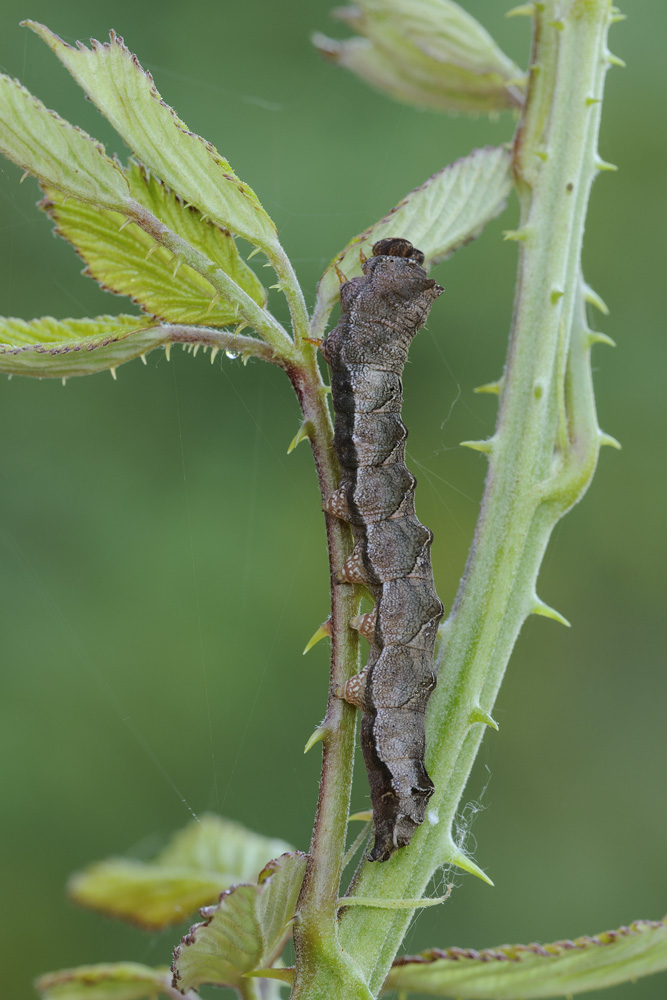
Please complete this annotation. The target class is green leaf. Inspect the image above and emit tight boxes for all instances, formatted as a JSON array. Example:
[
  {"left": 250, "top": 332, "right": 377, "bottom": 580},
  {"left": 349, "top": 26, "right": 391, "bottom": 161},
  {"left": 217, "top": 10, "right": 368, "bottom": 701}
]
[
  {"left": 0, "top": 315, "right": 162, "bottom": 378},
  {"left": 68, "top": 814, "right": 294, "bottom": 930},
  {"left": 25, "top": 22, "right": 278, "bottom": 250},
  {"left": 315, "top": 0, "right": 525, "bottom": 115},
  {"left": 384, "top": 917, "right": 667, "bottom": 998},
  {"left": 40, "top": 163, "right": 266, "bottom": 326},
  {"left": 0, "top": 74, "right": 129, "bottom": 208},
  {"left": 312, "top": 145, "right": 513, "bottom": 334},
  {"left": 172, "top": 852, "right": 307, "bottom": 992},
  {"left": 35, "top": 963, "right": 193, "bottom": 1000}
]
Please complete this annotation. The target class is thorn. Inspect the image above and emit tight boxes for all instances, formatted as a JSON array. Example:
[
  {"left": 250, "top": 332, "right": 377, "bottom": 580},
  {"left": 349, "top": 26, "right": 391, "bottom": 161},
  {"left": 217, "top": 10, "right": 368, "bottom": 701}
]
[
  {"left": 503, "top": 228, "right": 531, "bottom": 242},
  {"left": 599, "top": 431, "right": 621, "bottom": 450},
  {"left": 587, "top": 331, "right": 615, "bottom": 348},
  {"left": 586, "top": 96, "right": 602, "bottom": 106},
  {"left": 269, "top": 282, "right": 284, "bottom": 291},
  {"left": 506, "top": 3, "right": 534, "bottom": 15},
  {"left": 304, "top": 726, "right": 327, "bottom": 754},
  {"left": 359, "top": 247, "right": 368, "bottom": 265},
  {"left": 172, "top": 256, "right": 183, "bottom": 277},
  {"left": 205, "top": 294, "right": 220, "bottom": 317},
  {"left": 443, "top": 843, "right": 494, "bottom": 886},
  {"left": 335, "top": 265, "right": 348, "bottom": 286},
  {"left": 547, "top": 19, "right": 564, "bottom": 30},
  {"left": 348, "top": 810, "right": 373, "bottom": 822},
  {"left": 550, "top": 289, "right": 564, "bottom": 304},
  {"left": 192, "top": 344, "right": 201, "bottom": 357},
  {"left": 303, "top": 618, "right": 332, "bottom": 655},
  {"left": 468, "top": 706, "right": 499, "bottom": 731},
  {"left": 164, "top": 344, "right": 172, "bottom": 361},
  {"left": 145, "top": 243, "right": 160, "bottom": 260},
  {"left": 109, "top": 366, "right": 117, "bottom": 381},
  {"left": 338, "top": 891, "right": 451, "bottom": 910},
  {"left": 288, "top": 420, "right": 313, "bottom": 454},
  {"left": 140, "top": 353, "right": 147, "bottom": 365},
  {"left": 61, "top": 377, "right": 67, "bottom": 387},
  {"left": 210, "top": 346, "right": 220, "bottom": 364},
  {"left": 243, "top": 968, "right": 294, "bottom": 985},
  {"left": 534, "top": 148, "right": 549, "bottom": 162},
  {"left": 473, "top": 379, "right": 502, "bottom": 395},
  {"left": 610, "top": 12, "right": 626, "bottom": 23},
  {"left": 247, "top": 246, "right": 262, "bottom": 259},
  {"left": 532, "top": 599, "right": 571, "bottom": 627},
  {"left": 118, "top": 217, "right": 133, "bottom": 232},
  {"left": 596, "top": 157, "right": 618, "bottom": 172},
  {"left": 199, "top": 213, "right": 209, "bottom": 223},
  {"left": 606, "top": 51, "right": 626, "bottom": 68},
  {"left": 235, "top": 322, "right": 249, "bottom": 337},
  {"left": 582, "top": 283, "right": 609, "bottom": 315},
  {"left": 460, "top": 438, "right": 494, "bottom": 454},
  {"left": 20, "top": 169, "right": 30, "bottom": 183}
]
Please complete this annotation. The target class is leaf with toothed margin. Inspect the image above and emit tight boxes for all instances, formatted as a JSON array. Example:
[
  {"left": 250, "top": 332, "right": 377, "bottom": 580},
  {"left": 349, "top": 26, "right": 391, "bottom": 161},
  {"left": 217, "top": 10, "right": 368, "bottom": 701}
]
[
  {"left": 313, "top": 146, "right": 513, "bottom": 332},
  {"left": 384, "top": 917, "right": 667, "bottom": 998},
  {"left": 35, "top": 963, "right": 199, "bottom": 1000},
  {"left": 24, "top": 22, "right": 278, "bottom": 250},
  {"left": 0, "top": 315, "right": 168, "bottom": 378},
  {"left": 171, "top": 852, "right": 307, "bottom": 993},
  {"left": 0, "top": 73, "right": 130, "bottom": 208},
  {"left": 39, "top": 163, "right": 266, "bottom": 326},
  {"left": 68, "top": 815, "right": 294, "bottom": 931}
]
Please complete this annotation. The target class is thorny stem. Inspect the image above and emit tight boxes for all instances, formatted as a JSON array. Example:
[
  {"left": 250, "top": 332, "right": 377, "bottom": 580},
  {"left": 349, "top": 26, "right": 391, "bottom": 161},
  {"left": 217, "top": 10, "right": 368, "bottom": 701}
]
[
  {"left": 333, "top": 1, "right": 617, "bottom": 994},
  {"left": 281, "top": 3, "right": 617, "bottom": 998}
]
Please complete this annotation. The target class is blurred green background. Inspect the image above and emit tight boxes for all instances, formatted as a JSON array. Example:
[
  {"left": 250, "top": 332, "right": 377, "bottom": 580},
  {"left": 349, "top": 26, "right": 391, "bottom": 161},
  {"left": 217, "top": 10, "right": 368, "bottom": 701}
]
[{"left": 0, "top": 2, "right": 665, "bottom": 998}]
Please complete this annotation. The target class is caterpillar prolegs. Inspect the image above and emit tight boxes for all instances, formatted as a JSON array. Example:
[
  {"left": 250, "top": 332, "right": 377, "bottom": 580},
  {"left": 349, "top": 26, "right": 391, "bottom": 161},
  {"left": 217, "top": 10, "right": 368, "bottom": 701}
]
[{"left": 321, "top": 238, "right": 444, "bottom": 862}]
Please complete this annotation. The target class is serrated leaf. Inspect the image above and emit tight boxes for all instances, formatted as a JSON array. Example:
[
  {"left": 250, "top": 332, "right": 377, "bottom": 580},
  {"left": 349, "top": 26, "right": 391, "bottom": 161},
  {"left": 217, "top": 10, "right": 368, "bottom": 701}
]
[
  {"left": 0, "top": 315, "right": 164, "bottom": 378},
  {"left": 35, "top": 963, "right": 196, "bottom": 1000},
  {"left": 40, "top": 163, "right": 266, "bottom": 326},
  {"left": 384, "top": 917, "right": 667, "bottom": 998},
  {"left": 25, "top": 22, "right": 278, "bottom": 250},
  {"left": 316, "top": 0, "right": 524, "bottom": 115},
  {"left": 0, "top": 74, "right": 129, "bottom": 208},
  {"left": 68, "top": 814, "right": 294, "bottom": 930},
  {"left": 313, "top": 145, "right": 512, "bottom": 332},
  {"left": 172, "top": 852, "right": 307, "bottom": 992}
]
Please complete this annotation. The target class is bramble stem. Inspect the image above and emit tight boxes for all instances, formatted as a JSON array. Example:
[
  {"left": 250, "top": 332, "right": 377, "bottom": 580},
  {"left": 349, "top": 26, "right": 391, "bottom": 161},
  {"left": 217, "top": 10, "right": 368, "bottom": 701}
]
[{"left": 336, "top": 2, "right": 615, "bottom": 993}]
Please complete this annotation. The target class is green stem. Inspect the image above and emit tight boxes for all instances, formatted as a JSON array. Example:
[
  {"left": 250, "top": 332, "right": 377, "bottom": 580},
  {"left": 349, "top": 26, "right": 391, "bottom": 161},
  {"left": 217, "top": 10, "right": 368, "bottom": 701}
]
[
  {"left": 126, "top": 203, "right": 296, "bottom": 359},
  {"left": 336, "top": 2, "right": 615, "bottom": 993},
  {"left": 267, "top": 243, "right": 312, "bottom": 344}
]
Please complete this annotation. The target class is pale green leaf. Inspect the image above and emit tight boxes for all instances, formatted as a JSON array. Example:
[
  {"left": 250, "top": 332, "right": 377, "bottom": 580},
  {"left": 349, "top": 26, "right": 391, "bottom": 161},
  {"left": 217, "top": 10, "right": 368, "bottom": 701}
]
[
  {"left": 35, "top": 963, "right": 194, "bottom": 1000},
  {"left": 0, "top": 316, "right": 161, "bottom": 378},
  {"left": 316, "top": 0, "right": 524, "bottom": 115},
  {"left": 40, "top": 163, "right": 266, "bottom": 326},
  {"left": 0, "top": 74, "right": 129, "bottom": 208},
  {"left": 312, "top": 145, "right": 513, "bottom": 334},
  {"left": 172, "top": 852, "right": 307, "bottom": 992},
  {"left": 384, "top": 917, "right": 667, "bottom": 998},
  {"left": 68, "top": 814, "right": 294, "bottom": 930},
  {"left": 0, "top": 315, "right": 277, "bottom": 379},
  {"left": 25, "top": 22, "right": 278, "bottom": 250}
]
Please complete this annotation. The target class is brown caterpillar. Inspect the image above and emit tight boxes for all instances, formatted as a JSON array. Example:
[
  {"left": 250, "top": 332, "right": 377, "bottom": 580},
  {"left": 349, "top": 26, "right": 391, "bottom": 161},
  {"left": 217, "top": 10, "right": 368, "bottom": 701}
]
[{"left": 321, "top": 237, "right": 444, "bottom": 862}]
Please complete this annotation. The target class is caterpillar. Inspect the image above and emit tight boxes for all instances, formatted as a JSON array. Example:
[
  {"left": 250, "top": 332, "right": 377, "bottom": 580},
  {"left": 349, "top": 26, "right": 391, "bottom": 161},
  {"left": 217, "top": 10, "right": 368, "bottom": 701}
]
[{"left": 321, "top": 237, "right": 444, "bottom": 862}]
